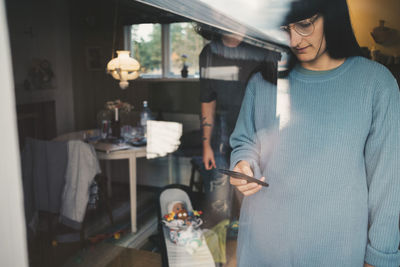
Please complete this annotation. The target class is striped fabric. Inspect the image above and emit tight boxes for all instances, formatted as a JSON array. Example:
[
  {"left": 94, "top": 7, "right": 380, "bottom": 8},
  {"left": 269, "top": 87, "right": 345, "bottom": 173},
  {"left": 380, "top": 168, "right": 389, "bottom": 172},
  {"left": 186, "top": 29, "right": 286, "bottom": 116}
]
[{"left": 163, "top": 227, "right": 215, "bottom": 267}]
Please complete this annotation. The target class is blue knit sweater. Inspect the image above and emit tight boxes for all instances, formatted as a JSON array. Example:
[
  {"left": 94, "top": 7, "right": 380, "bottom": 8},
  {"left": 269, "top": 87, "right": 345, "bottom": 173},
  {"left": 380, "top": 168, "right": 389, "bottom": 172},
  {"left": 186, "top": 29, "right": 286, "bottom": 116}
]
[{"left": 230, "top": 56, "right": 400, "bottom": 267}]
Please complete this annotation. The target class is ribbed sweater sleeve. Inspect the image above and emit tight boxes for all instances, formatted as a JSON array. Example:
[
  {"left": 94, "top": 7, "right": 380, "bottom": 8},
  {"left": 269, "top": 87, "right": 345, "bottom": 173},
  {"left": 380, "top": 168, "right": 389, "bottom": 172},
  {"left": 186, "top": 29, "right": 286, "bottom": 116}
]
[
  {"left": 230, "top": 76, "right": 262, "bottom": 178},
  {"left": 228, "top": 57, "right": 400, "bottom": 266},
  {"left": 364, "top": 68, "right": 400, "bottom": 267}
]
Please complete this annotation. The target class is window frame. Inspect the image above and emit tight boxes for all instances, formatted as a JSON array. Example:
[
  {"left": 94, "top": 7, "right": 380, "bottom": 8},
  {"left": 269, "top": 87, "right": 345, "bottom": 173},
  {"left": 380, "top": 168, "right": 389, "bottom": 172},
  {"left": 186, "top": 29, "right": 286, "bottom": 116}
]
[{"left": 125, "top": 23, "right": 203, "bottom": 80}]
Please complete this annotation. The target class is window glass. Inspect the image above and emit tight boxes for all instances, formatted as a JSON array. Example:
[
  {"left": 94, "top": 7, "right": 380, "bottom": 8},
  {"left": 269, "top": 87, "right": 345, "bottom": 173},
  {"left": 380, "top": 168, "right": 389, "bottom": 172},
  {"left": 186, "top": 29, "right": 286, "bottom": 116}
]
[
  {"left": 170, "top": 23, "right": 204, "bottom": 78},
  {"left": 131, "top": 24, "right": 162, "bottom": 77}
]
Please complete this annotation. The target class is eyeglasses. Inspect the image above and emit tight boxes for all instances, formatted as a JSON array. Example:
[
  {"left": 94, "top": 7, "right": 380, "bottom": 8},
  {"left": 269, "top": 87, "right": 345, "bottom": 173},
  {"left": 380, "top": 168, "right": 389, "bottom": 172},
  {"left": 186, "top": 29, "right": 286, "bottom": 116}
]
[{"left": 280, "top": 14, "right": 319, "bottom": 37}]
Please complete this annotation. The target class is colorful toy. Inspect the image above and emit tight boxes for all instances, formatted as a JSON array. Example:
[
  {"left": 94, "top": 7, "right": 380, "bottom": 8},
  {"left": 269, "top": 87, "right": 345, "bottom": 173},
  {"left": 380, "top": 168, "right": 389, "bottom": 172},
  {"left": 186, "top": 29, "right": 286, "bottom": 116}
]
[
  {"left": 88, "top": 228, "right": 129, "bottom": 244},
  {"left": 162, "top": 201, "right": 204, "bottom": 254}
]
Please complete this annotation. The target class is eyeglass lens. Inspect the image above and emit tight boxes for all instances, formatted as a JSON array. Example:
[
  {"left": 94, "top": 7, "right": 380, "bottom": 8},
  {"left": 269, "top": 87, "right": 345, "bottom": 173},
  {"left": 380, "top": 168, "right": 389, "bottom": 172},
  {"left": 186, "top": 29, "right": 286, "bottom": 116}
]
[
  {"left": 281, "top": 17, "right": 316, "bottom": 36},
  {"left": 294, "top": 20, "right": 314, "bottom": 35}
]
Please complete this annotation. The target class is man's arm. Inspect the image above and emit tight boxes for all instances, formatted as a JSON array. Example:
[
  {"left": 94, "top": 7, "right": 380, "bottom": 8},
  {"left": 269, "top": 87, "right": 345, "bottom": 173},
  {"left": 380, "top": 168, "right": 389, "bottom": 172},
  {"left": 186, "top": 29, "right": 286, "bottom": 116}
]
[{"left": 201, "top": 100, "right": 216, "bottom": 170}]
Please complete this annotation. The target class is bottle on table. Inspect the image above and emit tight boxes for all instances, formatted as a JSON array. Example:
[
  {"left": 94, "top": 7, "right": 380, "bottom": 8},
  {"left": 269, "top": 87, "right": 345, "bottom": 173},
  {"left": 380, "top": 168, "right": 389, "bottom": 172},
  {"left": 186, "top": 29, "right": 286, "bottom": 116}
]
[
  {"left": 111, "top": 107, "right": 121, "bottom": 139},
  {"left": 140, "top": 100, "right": 152, "bottom": 137}
]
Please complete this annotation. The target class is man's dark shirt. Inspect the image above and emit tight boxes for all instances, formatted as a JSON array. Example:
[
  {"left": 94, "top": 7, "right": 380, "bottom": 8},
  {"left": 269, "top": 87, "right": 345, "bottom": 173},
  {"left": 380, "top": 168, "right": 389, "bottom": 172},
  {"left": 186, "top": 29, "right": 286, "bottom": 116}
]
[{"left": 199, "top": 40, "right": 275, "bottom": 148}]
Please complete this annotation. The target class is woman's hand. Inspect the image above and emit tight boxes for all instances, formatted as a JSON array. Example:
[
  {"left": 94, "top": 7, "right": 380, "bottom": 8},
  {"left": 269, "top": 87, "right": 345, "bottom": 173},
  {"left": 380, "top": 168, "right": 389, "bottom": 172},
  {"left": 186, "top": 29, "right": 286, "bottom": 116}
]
[
  {"left": 230, "top": 160, "right": 265, "bottom": 196},
  {"left": 364, "top": 263, "right": 374, "bottom": 267},
  {"left": 203, "top": 144, "right": 216, "bottom": 170}
]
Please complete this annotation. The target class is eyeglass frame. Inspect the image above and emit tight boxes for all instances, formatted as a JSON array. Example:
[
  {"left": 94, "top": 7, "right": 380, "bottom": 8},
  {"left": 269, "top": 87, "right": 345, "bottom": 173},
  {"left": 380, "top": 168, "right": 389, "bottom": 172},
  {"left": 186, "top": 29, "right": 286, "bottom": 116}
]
[{"left": 280, "top": 14, "right": 320, "bottom": 37}]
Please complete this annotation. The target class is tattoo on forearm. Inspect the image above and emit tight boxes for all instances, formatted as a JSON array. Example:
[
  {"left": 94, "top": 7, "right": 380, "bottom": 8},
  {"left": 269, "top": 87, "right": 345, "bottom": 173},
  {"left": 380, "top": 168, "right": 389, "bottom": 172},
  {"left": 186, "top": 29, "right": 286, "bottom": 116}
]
[
  {"left": 200, "top": 116, "right": 212, "bottom": 128},
  {"left": 202, "top": 137, "right": 208, "bottom": 141}
]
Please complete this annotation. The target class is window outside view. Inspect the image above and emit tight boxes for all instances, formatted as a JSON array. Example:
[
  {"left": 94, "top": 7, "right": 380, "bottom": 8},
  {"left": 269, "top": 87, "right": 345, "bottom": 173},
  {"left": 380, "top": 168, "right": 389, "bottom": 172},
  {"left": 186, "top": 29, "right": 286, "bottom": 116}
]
[
  {"left": 130, "top": 23, "right": 162, "bottom": 77},
  {"left": 130, "top": 23, "right": 204, "bottom": 78},
  {"left": 170, "top": 22, "right": 204, "bottom": 77}
]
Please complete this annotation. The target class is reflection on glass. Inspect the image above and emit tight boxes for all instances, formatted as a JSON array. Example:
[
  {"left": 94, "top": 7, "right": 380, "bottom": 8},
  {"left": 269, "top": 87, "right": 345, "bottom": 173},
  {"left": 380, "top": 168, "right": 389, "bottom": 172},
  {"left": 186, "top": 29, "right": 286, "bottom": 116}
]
[{"left": 200, "top": 0, "right": 293, "bottom": 42}]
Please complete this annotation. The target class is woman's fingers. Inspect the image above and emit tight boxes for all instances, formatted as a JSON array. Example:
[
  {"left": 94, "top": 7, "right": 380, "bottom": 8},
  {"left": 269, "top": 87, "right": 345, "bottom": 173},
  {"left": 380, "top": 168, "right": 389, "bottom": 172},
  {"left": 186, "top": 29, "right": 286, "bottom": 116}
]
[
  {"left": 230, "top": 177, "right": 247, "bottom": 186},
  {"left": 236, "top": 177, "right": 265, "bottom": 191},
  {"left": 231, "top": 177, "right": 266, "bottom": 196},
  {"left": 242, "top": 184, "right": 262, "bottom": 196},
  {"left": 230, "top": 161, "right": 265, "bottom": 196},
  {"left": 233, "top": 163, "right": 253, "bottom": 177},
  {"left": 236, "top": 181, "right": 259, "bottom": 191}
]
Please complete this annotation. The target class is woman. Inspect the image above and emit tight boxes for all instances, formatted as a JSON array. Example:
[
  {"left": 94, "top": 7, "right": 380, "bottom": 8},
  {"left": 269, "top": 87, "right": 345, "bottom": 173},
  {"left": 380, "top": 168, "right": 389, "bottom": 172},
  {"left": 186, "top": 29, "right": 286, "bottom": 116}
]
[{"left": 229, "top": 0, "right": 400, "bottom": 266}]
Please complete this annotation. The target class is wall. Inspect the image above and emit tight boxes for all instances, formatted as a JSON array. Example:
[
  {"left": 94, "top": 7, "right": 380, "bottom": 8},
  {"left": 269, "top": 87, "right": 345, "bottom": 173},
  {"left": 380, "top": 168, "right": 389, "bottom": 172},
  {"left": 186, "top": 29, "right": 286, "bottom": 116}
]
[
  {"left": 6, "top": 0, "right": 75, "bottom": 135},
  {"left": 7, "top": 0, "right": 201, "bottom": 136},
  {"left": 348, "top": 0, "right": 400, "bottom": 56}
]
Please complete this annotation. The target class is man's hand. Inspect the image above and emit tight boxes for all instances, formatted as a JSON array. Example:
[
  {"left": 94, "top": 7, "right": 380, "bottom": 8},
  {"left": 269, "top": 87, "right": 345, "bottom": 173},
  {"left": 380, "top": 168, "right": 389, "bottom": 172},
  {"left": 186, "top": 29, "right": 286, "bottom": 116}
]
[
  {"left": 203, "top": 145, "right": 216, "bottom": 170},
  {"left": 364, "top": 263, "right": 374, "bottom": 267},
  {"left": 230, "top": 161, "right": 265, "bottom": 196}
]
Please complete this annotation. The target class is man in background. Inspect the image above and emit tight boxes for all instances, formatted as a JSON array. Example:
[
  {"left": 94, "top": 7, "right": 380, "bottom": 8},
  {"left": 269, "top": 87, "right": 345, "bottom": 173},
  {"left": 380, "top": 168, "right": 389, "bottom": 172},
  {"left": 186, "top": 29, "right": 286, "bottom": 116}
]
[{"left": 198, "top": 29, "right": 279, "bottom": 223}]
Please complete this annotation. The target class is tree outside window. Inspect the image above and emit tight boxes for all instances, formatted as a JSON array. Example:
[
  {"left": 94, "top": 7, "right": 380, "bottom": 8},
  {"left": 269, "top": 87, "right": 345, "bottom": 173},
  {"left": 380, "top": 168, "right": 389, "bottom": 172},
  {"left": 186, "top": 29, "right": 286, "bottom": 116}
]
[{"left": 130, "top": 23, "right": 204, "bottom": 78}]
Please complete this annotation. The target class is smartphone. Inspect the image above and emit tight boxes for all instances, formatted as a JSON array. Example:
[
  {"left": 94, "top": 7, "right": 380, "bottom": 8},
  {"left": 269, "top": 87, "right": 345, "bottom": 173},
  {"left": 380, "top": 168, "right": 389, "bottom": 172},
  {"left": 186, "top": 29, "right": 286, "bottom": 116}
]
[{"left": 217, "top": 168, "right": 269, "bottom": 187}]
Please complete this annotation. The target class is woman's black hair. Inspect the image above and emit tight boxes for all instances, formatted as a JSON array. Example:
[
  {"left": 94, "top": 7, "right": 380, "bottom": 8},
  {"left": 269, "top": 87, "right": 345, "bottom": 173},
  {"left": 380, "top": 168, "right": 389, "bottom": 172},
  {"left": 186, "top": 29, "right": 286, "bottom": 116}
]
[{"left": 282, "top": 0, "right": 362, "bottom": 72}]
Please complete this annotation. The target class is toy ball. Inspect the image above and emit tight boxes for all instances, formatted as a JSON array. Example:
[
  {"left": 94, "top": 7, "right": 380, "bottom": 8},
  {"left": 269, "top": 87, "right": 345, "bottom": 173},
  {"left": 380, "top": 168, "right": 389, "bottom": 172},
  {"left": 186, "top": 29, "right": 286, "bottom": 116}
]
[{"left": 114, "top": 233, "right": 121, "bottom": 240}]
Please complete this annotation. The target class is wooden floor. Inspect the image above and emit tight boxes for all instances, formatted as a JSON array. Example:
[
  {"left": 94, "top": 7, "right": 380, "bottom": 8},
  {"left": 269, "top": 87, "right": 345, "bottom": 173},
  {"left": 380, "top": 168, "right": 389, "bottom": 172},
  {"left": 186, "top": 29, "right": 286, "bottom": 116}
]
[
  {"left": 60, "top": 242, "right": 161, "bottom": 267},
  {"left": 108, "top": 241, "right": 236, "bottom": 267},
  {"left": 59, "top": 237, "right": 237, "bottom": 267},
  {"left": 106, "top": 247, "right": 161, "bottom": 267},
  {"left": 27, "top": 185, "right": 160, "bottom": 267}
]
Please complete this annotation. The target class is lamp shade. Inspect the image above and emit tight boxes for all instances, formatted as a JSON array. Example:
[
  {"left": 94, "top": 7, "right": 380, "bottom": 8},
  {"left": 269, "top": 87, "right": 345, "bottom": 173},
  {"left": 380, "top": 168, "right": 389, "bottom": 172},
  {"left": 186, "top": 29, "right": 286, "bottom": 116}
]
[{"left": 107, "top": 50, "right": 140, "bottom": 89}]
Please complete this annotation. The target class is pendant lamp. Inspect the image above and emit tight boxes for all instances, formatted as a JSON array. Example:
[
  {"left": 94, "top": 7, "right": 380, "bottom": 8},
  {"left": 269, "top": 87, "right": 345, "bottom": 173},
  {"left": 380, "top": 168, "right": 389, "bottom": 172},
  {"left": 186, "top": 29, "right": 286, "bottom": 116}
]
[
  {"left": 107, "top": 50, "right": 140, "bottom": 89},
  {"left": 106, "top": 0, "right": 140, "bottom": 89}
]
